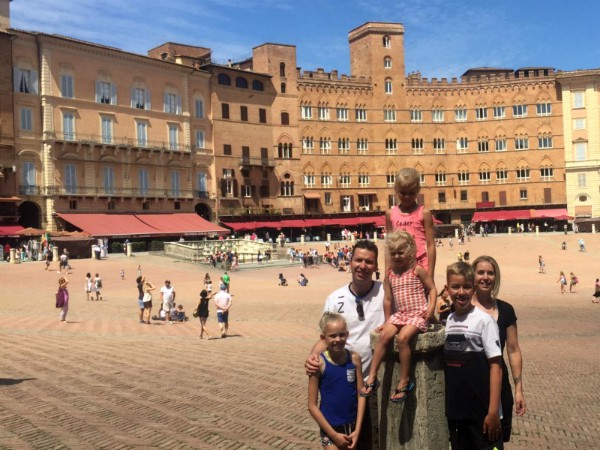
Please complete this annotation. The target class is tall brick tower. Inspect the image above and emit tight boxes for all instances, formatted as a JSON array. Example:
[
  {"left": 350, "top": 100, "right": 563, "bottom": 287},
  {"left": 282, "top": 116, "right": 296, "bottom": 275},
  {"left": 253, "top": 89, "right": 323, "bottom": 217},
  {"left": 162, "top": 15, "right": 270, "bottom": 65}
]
[{"left": 349, "top": 22, "right": 406, "bottom": 107}]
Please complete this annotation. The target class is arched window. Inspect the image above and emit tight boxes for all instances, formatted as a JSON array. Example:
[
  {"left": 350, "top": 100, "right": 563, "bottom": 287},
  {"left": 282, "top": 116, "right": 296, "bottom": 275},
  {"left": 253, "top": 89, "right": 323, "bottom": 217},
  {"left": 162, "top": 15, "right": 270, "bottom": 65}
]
[
  {"left": 383, "top": 35, "right": 391, "bottom": 48},
  {"left": 281, "top": 112, "right": 289, "bottom": 126},
  {"left": 280, "top": 62, "right": 286, "bottom": 77},
  {"left": 281, "top": 82, "right": 286, "bottom": 94},
  {"left": 235, "top": 77, "right": 248, "bottom": 89},
  {"left": 384, "top": 57, "right": 392, "bottom": 69},
  {"left": 252, "top": 80, "right": 264, "bottom": 91},
  {"left": 217, "top": 73, "right": 231, "bottom": 86},
  {"left": 385, "top": 78, "right": 393, "bottom": 94}
]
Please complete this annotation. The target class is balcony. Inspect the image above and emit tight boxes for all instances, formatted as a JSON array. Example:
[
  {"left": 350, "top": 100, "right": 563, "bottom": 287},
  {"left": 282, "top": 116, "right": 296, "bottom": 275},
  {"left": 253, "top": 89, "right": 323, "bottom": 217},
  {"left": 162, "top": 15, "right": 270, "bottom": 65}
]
[
  {"left": 46, "top": 132, "right": 192, "bottom": 153},
  {"left": 19, "top": 185, "right": 41, "bottom": 195},
  {"left": 239, "top": 156, "right": 275, "bottom": 168},
  {"left": 45, "top": 186, "right": 195, "bottom": 199}
]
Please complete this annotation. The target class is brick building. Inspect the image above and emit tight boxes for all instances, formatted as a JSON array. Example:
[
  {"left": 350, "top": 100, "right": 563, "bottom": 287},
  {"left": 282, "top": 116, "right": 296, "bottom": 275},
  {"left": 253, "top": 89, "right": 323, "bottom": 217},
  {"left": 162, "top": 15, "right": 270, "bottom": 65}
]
[{"left": 3, "top": 0, "right": 595, "bottom": 234}]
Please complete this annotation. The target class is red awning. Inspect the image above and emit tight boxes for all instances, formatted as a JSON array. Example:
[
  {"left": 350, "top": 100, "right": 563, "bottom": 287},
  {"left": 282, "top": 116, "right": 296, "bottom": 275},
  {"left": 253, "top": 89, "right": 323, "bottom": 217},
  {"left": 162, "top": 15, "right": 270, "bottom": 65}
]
[
  {"left": 279, "top": 219, "right": 306, "bottom": 228},
  {"left": 304, "top": 218, "right": 328, "bottom": 227},
  {"left": 532, "top": 208, "right": 569, "bottom": 219},
  {"left": 0, "top": 224, "right": 24, "bottom": 236},
  {"left": 472, "top": 209, "right": 533, "bottom": 222},
  {"left": 58, "top": 213, "right": 228, "bottom": 237},
  {"left": 58, "top": 214, "right": 160, "bottom": 237},
  {"left": 138, "top": 213, "right": 228, "bottom": 235}
]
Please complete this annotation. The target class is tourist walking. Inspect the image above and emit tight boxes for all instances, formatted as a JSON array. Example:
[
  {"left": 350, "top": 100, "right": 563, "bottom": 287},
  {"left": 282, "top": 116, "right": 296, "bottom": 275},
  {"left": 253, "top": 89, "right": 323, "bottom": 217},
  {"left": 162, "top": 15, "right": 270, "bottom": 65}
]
[
  {"left": 136, "top": 276, "right": 145, "bottom": 323},
  {"left": 55, "top": 276, "right": 70, "bottom": 323},
  {"left": 196, "top": 289, "right": 213, "bottom": 339},
  {"left": 569, "top": 272, "right": 579, "bottom": 293},
  {"left": 593, "top": 278, "right": 600, "bottom": 303},
  {"left": 213, "top": 283, "right": 232, "bottom": 338},
  {"left": 557, "top": 271, "right": 567, "bottom": 294},
  {"left": 94, "top": 273, "right": 103, "bottom": 300},
  {"left": 85, "top": 272, "right": 93, "bottom": 301}
]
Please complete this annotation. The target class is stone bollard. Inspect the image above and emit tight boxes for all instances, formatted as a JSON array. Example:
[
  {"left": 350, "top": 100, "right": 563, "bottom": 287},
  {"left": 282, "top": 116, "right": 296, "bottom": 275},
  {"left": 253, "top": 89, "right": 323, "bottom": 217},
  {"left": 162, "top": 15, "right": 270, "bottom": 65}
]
[
  {"left": 126, "top": 242, "right": 132, "bottom": 257},
  {"left": 371, "top": 324, "right": 448, "bottom": 450},
  {"left": 9, "top": 248, "right": 16, "bottom": 264},
  {"left": 52, "top": 246, "right": 59, "bottom": 263}
]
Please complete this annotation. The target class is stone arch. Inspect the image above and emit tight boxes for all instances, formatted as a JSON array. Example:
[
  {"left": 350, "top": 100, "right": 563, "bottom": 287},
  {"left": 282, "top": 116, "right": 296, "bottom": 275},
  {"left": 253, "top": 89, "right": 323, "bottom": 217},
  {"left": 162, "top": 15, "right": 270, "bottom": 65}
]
[{"left": 194, "top": 203, "right": 212, "bottom": 221}]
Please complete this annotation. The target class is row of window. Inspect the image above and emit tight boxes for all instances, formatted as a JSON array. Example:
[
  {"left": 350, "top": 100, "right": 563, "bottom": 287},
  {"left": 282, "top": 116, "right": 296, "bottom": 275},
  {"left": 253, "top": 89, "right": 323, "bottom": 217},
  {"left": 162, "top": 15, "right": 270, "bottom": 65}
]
[
  {"left": 300, "top": 103, "right": 554, "bottom": 122},
  {"left": 20, "top": 108, "right": 209, "bottom": 151},
  {"left": 217, "top": 73, "right": 265, "bottom": 91},
  {"left": 297, "top": 135, "right": 555, "bottom": 155},
  {"left": 299, "top": 167, "right": 556, "bottom": 188},
  {"left": 20, "top": 162, "right": 208, "bottom": 197},
  {"left": 14, "top": 68, "right": 207, "bottom": 118},
  {"left": 221, "top": 103, "right": 269, "bottom": 123}
]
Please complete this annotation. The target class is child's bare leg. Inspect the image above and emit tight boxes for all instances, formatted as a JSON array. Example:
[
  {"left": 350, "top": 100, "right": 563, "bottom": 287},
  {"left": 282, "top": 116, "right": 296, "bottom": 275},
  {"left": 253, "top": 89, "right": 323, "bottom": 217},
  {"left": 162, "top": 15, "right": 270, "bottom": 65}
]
[
  {"left": 361, "top": 323, "right": 399, "bottom": 395},
  {"left": 392, "top": 325, "right": 421, "bottom": 401}
]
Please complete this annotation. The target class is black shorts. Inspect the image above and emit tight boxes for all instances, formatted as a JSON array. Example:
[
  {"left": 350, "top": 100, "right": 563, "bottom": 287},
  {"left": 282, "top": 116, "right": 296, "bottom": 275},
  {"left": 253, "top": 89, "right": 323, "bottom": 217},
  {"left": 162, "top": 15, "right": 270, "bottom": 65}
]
[{"left": 448, "top": 419, "right": 504, "bottom": 450}]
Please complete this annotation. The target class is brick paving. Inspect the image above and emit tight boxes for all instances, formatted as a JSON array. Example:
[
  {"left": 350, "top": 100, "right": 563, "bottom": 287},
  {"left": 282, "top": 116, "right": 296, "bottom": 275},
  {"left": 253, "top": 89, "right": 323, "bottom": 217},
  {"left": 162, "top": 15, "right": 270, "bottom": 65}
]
[{"left": 0, "top": 232, "right": 599, "bottom": 449}]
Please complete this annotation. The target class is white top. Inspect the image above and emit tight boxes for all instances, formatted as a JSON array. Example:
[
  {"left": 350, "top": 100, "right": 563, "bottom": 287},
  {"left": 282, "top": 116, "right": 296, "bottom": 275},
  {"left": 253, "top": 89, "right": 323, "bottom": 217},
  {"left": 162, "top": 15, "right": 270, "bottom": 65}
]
[
  {"left": 214, "top": 290, "right": 232, "bottom": 311},
  {"left": 446, "top": 307, "right": 501, "bottom": 358},
  {"left": 323, "top": 281, "right": 385, "bottom": 379},
  {"left": 160, "top": 286, "right": 175, "bottom": 303}
]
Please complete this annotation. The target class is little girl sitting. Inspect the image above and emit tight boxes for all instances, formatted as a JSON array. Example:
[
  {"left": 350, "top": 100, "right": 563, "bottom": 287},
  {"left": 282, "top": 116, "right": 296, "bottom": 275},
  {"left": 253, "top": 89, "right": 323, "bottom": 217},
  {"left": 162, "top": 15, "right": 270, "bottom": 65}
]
[
  {"left": 278, "top": 273, "right": 288, "bottom": 286},
  {"left": 360, "top": 231, "right": 437, "bottom": 403}
]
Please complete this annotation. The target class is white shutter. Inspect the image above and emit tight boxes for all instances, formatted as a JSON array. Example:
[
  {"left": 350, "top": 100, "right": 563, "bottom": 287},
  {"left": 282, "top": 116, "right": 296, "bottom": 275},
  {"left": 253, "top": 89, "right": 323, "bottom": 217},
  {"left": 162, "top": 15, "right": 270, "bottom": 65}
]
[
  {"left": 130, "top": 87, "right": 135, "bottom": 108},
  {"left": 13, "top": 68, "right": 20, "bottom": 92},
  {"left": 176, "top": 95, "right": 182, "bottom": 114},
  {"left": 145, "top": 89, "right": 151, "bottom": 110},
  {"left": 163, "top": 92, "right": 168, "bottom": 112},
  {"left": 110, "top": 83, "right": 117, "bottom": 105},
  {"left": 31, "top": 70, "right": 39, "bottom": 94},
  {"left": 95, "top": 81, "right": 101, "bottom": 103}
]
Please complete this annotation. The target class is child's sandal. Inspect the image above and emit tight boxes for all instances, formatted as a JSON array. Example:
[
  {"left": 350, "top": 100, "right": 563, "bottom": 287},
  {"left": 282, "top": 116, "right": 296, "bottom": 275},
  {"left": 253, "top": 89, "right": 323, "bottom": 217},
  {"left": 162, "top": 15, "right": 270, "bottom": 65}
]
[
  {"left": 360, "top": 379, "right": 380, "bottom": 398},
  {"left": 390, "top": 381, "right": 415, "bottom": 403}
]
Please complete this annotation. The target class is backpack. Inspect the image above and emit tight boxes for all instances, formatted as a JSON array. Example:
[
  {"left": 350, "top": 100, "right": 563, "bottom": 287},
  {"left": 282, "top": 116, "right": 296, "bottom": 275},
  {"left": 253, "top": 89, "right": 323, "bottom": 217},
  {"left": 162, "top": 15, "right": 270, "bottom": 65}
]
[{"left": 96, "top": 279, "right": 103, "bottom": 289}]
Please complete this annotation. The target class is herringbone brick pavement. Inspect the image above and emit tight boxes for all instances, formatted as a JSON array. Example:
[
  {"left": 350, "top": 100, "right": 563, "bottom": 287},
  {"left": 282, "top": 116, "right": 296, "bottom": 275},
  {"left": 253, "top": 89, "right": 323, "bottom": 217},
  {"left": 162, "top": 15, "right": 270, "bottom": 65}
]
[{"left": 0, "top": 232, "right": 598, "bottom": 449}]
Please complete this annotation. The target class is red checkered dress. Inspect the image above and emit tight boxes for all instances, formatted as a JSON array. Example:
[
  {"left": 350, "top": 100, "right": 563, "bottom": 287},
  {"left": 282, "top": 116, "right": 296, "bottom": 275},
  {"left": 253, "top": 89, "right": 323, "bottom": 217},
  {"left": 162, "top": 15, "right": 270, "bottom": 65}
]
[{"left": 387, "top": 267, "right": 428, "bottom": 332}]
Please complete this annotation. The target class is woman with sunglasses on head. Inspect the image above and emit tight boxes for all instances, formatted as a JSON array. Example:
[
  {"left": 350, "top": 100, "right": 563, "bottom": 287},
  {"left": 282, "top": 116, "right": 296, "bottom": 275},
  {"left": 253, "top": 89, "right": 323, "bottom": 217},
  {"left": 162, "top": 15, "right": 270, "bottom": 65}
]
[{"left": 471, "top": 255, "right": 527, "bottom": 443}]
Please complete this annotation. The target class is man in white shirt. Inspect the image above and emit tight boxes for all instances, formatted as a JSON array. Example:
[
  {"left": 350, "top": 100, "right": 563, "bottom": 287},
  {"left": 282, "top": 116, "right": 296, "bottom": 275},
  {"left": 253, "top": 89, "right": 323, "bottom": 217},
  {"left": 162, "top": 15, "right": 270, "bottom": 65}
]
[
  {"left": 213, "top": 283, "right": 232, "bottom": 338},
  {"left": 160, "top": 280, "right": 176, "bottom": 324}
]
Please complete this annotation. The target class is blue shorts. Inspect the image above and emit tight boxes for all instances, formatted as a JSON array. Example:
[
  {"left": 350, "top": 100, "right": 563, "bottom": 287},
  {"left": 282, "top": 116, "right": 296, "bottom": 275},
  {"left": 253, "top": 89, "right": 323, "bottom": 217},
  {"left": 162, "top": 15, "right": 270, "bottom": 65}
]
[
  {"left": 217, "top": 311, "right": 229, "bottom": 323},
  {"left": 138, "top": 298, "right": 144, "bottom": 309}
]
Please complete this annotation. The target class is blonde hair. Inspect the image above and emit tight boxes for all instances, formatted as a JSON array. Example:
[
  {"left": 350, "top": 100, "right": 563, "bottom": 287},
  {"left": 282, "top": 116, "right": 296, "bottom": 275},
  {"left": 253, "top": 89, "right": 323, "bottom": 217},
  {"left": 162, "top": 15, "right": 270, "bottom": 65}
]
[
  {"left": 471, "top": 255, "right": 501, "bottom": 298},
  {"left": 385, "top": 230, "right": 416, "bottom": 262},
  {"left": 318, "top": 312, "right": 346, "bottom": 333},
  {"left": 394, "top": 168, "right": 421, "bottom": 193},
  {"left": 446, "top": 261, "right": 475, "bottom": 284}
]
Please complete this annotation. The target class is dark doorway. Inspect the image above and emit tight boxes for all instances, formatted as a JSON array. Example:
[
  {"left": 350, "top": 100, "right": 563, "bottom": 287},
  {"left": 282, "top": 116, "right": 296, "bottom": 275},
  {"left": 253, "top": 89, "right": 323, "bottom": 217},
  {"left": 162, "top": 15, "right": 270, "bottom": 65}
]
[
  {"left": 18, "top": 201, "right": 41, "bottom": 228},
  {"left": 195, "top": 203, "right": 212, "bottom": 221}
]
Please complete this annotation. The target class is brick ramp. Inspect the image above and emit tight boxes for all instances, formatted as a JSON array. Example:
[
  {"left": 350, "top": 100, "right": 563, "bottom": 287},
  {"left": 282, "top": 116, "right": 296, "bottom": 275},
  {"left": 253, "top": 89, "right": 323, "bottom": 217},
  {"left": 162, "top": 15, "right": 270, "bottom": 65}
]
[{"left": 0, "top": 232, "right": 599, "bottom": 448}]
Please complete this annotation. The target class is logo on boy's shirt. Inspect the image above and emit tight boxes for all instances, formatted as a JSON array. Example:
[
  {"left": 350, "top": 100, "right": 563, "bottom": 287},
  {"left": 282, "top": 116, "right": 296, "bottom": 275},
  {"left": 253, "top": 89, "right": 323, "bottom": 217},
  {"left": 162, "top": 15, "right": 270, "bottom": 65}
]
[{"left": 346, "top": 369, "right": 356, "bottom": 383}]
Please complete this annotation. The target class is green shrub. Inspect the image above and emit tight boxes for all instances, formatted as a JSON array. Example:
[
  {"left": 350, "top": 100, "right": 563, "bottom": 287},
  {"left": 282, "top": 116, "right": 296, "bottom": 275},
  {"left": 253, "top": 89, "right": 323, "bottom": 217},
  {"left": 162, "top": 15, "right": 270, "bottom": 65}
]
[
  {"left": 111, "top": 242, "right": 123, "bottom": 253},
  {"left": 132, "top": 241, "right": 146, "bottom": 252}
]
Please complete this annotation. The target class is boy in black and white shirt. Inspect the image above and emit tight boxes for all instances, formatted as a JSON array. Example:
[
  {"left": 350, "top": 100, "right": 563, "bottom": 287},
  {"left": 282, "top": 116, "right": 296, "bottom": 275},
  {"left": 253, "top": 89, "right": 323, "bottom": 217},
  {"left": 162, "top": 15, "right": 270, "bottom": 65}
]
[{"left": 444, "top": 262, "right": 503, "bottom": 450}]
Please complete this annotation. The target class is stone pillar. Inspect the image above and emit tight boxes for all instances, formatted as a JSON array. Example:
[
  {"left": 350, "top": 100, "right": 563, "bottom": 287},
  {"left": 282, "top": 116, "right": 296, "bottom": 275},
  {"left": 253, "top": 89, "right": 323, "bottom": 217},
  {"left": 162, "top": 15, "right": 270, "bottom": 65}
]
[
  {"left": 327, "top": 233, "right": 331, "bottom": 242},
  {"left": 52, "top": 246, "right": 59, "bottom": 262},
  {"left": 371, "top": 325, "right": 448, "bottom": 450},
  {"left": 9, "top": 248, "right": 16, "bottom": 264},
  {"left": 592, "top": 224, "right": 596, "bottom": 234},
  {"left": 535, "top": 225, "right": 539, "bottom": 236},
  {"left": 351, "top": 233, "right": 355, "bottom": 243},
  {"left": 508, "top": 227, "right": 512, "bottom": 235},
  {"left": 374, "top": 231, "right": 378, "bottom": 242},
  {"left": 126, "top": 242, "right": 132, "bottom": 257},
  {"left": 454, "top": 228, "right": 459, "bottom": 239},
  {"left": 301, "top": 234, "right": 305, "bottom": 245}
]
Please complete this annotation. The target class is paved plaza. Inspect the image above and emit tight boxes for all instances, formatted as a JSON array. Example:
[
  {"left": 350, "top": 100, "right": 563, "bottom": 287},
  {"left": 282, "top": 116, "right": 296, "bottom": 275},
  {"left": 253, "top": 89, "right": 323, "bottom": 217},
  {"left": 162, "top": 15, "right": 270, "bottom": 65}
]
[{"left": 0, "top": 232, "right": 599, "bottom": 449}]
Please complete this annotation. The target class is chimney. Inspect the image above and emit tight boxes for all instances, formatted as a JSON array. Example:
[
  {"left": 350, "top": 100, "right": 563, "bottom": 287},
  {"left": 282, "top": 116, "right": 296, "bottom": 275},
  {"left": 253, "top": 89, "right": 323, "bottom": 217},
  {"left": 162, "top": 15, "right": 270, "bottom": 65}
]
[{"left": 0, "top": 0, "right": 11, "bottom": 31}]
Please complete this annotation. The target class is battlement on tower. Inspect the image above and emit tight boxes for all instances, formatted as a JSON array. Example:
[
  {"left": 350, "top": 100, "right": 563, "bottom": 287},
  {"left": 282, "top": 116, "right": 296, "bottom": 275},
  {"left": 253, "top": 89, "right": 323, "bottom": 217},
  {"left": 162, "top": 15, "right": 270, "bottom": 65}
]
[
  {"left": 297, "top": 67, "right": 370, "bottom": 84},
  {"left": 406, "top": 67, "right": 556, "bottom": 88}
]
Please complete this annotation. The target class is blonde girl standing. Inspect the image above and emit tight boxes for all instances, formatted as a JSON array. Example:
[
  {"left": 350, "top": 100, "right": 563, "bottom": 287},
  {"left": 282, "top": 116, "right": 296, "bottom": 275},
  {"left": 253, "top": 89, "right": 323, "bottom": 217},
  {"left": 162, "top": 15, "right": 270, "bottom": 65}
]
[{"left": 385, "top": 168, "right": 436, "bottom": 278}]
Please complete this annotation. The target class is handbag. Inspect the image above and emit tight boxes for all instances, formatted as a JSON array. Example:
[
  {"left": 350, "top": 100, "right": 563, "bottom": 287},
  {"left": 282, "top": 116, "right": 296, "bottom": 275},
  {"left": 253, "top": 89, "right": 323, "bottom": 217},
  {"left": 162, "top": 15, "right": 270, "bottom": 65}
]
[
  {"left": 192, "top": 307, "right": 199, "bottom": 318},
  {"left": 142, "top": 292, "right": 152, "bottom": 303}
]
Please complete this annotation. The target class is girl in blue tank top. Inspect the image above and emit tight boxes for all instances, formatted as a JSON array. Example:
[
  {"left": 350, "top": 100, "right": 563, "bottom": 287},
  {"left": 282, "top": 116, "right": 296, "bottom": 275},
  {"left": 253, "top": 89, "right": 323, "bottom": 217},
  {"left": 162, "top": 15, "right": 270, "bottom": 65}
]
[{"left": 308, "top": 312, "right": 366, "bottom": 449}]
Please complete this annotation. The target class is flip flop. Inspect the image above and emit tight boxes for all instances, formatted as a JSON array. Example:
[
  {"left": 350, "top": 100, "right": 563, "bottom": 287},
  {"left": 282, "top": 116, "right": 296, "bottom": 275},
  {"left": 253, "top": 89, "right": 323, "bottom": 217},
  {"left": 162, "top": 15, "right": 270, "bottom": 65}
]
[
  {"left": 390, "top": 381, "right": 415, "bottom": 403},
  {"left": 360, "top": 379, "right": 380, "bottom": 398}
]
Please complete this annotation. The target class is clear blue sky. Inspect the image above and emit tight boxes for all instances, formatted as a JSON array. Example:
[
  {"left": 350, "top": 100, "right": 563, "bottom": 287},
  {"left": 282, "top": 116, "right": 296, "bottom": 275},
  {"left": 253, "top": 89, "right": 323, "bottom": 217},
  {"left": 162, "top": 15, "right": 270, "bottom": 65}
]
[{"left": 10, "top": 0, "right": 600, "bottom": 79}]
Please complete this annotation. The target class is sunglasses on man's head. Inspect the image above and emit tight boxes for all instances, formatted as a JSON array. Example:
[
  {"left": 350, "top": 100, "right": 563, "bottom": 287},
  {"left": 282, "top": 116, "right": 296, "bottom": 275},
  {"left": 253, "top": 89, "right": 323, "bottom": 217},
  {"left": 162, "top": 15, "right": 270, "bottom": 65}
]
[{"left": 356, "top": 301, "right": 364, "bottom": 320}]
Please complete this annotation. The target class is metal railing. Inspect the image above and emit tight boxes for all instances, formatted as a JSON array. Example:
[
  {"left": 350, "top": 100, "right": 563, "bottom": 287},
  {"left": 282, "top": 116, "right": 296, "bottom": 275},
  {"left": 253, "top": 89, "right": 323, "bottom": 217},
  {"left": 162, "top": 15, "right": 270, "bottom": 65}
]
[
  {"left": 239, "top": 157, "right": 276, "bottom": 167},
  {"left": 45, "top": 132, "right": 192, "bottom": 152}
]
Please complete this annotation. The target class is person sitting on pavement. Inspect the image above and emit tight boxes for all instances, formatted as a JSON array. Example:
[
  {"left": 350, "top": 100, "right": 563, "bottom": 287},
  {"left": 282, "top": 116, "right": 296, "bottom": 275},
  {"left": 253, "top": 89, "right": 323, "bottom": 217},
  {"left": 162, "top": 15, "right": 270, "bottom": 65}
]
[
  {"left": 278, "top": 273, "right": 288, "bottom": 286},
  {"left": 297, "top": 273, "right": 309, "bottom": 286}
]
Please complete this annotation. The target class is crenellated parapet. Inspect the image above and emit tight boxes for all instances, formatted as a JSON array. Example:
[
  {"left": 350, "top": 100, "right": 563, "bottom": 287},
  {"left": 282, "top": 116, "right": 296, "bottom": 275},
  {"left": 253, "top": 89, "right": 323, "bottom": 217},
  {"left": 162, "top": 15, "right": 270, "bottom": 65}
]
[{"left": 297, "top": 67, "right": 371, "bottom": 84}]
